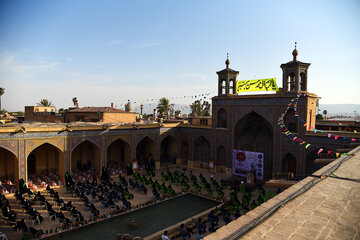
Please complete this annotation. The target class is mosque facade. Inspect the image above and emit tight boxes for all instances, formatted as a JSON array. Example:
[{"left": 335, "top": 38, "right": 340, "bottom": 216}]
[{"left": 0, "top": 48, "right": 353, "bottom": 187}]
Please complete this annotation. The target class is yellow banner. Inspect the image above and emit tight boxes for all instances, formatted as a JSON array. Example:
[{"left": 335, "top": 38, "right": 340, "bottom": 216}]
[{"left": 236, "top": 78, "right": 279, "bottom": 93}]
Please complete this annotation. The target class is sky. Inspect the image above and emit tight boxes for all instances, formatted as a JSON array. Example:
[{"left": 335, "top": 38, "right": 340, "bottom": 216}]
[{"left": 0, "top": 0, "right": 359, "bottom": 113}]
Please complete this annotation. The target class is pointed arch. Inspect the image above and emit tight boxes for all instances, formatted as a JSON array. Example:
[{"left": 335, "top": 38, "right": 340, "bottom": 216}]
[
  {"left": 107, "top": 138, "right": 131, "bottom": 170},
  {"left": 107, "top": 136, "right": 131, "bottom": 148},
  {"left": 194, "top": 136, "right": 210, "bottom": 164},
  {"left": 282, "top": 153, "right": 297, "bottom": 174},
  {"left": 216, "top": 145, "right": 226, "bottom": 167},
  {"left": 217, "top": 108, "right": 228, "bottom": 128},
  {"left": 71, "top": 140, "right": 101, "bottom": 173},
  {"left": 0, "top": 147, "right": 19, "bottom": 186},
  {"left": 27, "top": 143, "right": 64, "bottom": 182},
  {"left": 284, "top": 108, "right": 298, "bottom": 133},
  {"left": 180, "top": 141, "right": 189, "bottom": 165},
  {"left": 160, "top": 135, "right": 178, "bottom": 166},
  {"left": 287, "top": 73, "right": 296, "bottom": 91},
  {"left": 229, "top": 79, "right": 235, "bottom": 94},
  {"left": 234, "top": 111, "right": 274, "bottom": 180},
  {"left": 221, "top": 79, "right": 226, "bottom": 95},
  {"left": 72, "top": 138, "right": 101, "bottom": 153},
  {"left": 0, "top": 144, "right": 17, "bottom": 158},
  {"left": 300, "top": 72, "right": 307, "bottom": 91},
  {"left": 136, "top": 136, "right": 156, "bottom": 168}
]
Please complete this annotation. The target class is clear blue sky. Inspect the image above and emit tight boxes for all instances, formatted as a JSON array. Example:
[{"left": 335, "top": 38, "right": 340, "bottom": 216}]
[{"left": 0, "top": 0, "right": 359, "bottom": 113}]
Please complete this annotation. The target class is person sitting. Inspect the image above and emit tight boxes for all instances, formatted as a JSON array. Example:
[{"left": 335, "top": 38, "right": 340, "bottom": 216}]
[
  {"left": 101, "top": 167, "right": 111, "bottom": 183},
  {"left": 57, "top": 210, "right": 71, "bottom": 227},
  {"left": 89, "top": 203, "right": 99, "bottom": 220},
  {"left": 17, "top": 218, "right": 41, "bottom": 235},
  {"left": 140, "top": 183, "right": 148, "bottom": 194},
  {"left": 65, "top": 171, "right": 75, "bottom": 189},
  {"left": 152, "top": 187, "right": 160, "bottom": 200},
  {"left": 19, "top": 179, "right": 31, "bottom": 195},
  {"left": 121, "top": 196, "right": 131, "bottom": 210},
  {"left": 126, "top": 163, "right": 133, "bottom": 176},
  {"left": 167, "top": 184, "right": 175, "bottom": 195},
  {"left": 195, "top": 217, "right": 206, "bottom": 234},
  {"left": 129, "top": 178, "right": 135, "bottom": 189},
  {"left": 178, "top": 224, "right": 187, "bottom": 240},
  {"left": 207, "top": 210, "right": 219, "bottom": 226},
  {"left": 46, "top": 185, "right": 55, "bottom": 196},
  {"left": 208, "top": 222, "right": 218, "bottom": 233},
  {"left": 34, "top": 191, "right": 46, "bottom": 202},
  {"left": 161, "top": 230, "right": 170, "bottom": 240},
  {"left": 223, "top": 213, "right": 231, "bottom": 225}
]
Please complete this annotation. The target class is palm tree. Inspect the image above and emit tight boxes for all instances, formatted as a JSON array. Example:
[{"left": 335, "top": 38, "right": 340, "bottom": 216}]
[
  {"left": 37, "top": 99, "right": 54, "bottom": 107},
  {"left": 190, "top": 100, "right": 211, "bottom": 117},
  {"left": 0, "top": 87, "right": 4, "bottom": 111},
  {"left": 157, "top": 97, "right": 174, "bottom": 119},
  {"left": 72, "top": 97, "right": 78, "bottom": 108}
]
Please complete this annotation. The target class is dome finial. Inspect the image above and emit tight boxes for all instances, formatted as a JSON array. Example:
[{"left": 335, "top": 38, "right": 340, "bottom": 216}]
[
  {"left": 225, "top": 53, "right": 230, "bottom": 69},
  {"left": 292, "top": 42, "right": 298, "bottom": 61}
]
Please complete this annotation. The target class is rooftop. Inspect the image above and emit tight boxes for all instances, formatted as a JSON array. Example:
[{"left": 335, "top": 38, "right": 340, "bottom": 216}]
[
  {"left": 205, "top": 146, "right": 360, "bottom": 240},
  {"left": 68, "top": 107, "right": 127, "bottom": 113}
]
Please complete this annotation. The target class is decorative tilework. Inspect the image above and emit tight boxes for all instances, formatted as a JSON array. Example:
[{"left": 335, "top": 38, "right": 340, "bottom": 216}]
[{"left": 0, "top": 140, "right": 19, "bottom": 157}]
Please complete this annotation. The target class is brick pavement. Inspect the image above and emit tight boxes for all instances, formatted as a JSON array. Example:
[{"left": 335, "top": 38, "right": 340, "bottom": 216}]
[{"left": 205, "top": 147, "right": 360, "bottom": 240}]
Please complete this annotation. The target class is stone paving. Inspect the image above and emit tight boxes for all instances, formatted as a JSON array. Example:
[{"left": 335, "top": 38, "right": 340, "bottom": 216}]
[
  {"left": 0, "top": 166, "right": 239, "bottom": 240},
  {"left": 205, "top": 147, "right": 360, "bottom": 240}
]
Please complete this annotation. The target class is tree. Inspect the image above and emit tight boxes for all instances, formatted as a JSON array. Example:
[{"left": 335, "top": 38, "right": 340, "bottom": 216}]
[
  {"left": 37, "top": 99, "right": 54, "bottom": 107},
  {"left": 323, "top": 110, "right": 328, "bottom": 120},
  {"left": 190, "top": 100, "right": 211, "bottom": 117},
  {"left": 157, "top": 97, "right": 174, "bottom": 119},
  {"left": 58, "top": 108, "right": 68, "bottom": 114},
  {"left": 0, "top": 87, "right": 4, "bottom": 111},
  {"left": 72, "top": 97, "right": 78, "bottom": 108},
  {"left": 175, "top": 110, "right": 181, "bottom": 117},
  {"left": 316, "top": 114, "right": 323, "bottom": 120}
]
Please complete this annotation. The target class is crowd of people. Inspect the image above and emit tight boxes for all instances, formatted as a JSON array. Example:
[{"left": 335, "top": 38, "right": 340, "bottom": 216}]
[
  {"left": 0, "top": 178, "right": 16, "bottom": 194},
  {"left": 1, "top": 165, "right": 277, "bottom": 240}
]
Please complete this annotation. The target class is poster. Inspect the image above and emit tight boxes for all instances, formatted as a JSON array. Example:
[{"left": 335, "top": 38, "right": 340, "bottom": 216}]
[
  {"left": 232, "top": 150, "right": 264, "bottom": 180},
  {"left": 236, "top": 78, "right": 279, "bottom": 93}
]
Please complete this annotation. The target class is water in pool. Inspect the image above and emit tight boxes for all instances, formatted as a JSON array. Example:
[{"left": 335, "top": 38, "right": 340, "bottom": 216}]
[{"left": 45, "top": 194, "right": 220, "bottom": 239}]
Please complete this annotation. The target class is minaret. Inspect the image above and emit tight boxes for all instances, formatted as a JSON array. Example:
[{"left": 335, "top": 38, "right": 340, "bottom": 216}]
[
  {"left": 216, "top": 54, "right": 239, "bottom": 96},
  {"left": 280, "top": 42, "right": 311, "bottom": 92}
]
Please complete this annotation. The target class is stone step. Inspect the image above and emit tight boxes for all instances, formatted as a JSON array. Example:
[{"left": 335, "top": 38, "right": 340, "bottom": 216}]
[
  {"left": 335, "top": 148, "right": 352, "bottom": 153},
  {"left": 350, "top": 142, "right": 360, "bottom": 148},
  {"left": 314, "top": 158, "right": 336, "bottom": 164}
]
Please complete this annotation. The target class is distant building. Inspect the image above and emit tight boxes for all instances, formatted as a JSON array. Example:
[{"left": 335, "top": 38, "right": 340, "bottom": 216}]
[
  {"left": 64, "top": 107, "right": 138, "bottom": 123},
  {"left": 316, "top": 119, "right": 360, "bottom": 132},
  {"left": 189, "top": 116, "right": 212, "bottom": 126},
  {"left": 25, "top": 106, "right": 58, "bottom": 122}
]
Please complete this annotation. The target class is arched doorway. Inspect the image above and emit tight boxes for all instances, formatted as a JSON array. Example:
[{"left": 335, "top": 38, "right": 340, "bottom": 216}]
[
  {"left": 282, "top": 153, "right": 297, "bottom": 174},
  {"left": 284, "top": 108, "right": 298, "bottom": 133},
  {"left": 136, "top": 136, "right": 156, "bottom": 169},
  {"left": 107, "top": 138, "right": 131, "bottom": 171},
  {"left": 217, "top": 109, "right": 227, "bottom": 128},
  {"left": 234, "top": 112, "right": 274, "bottom": 180},
  {"left": 180, "top": 141, "right": 189, "bottom": 165},
  {"left": 71, "top": 140, "right": 101, "bottom": 173},
  {"left": 194, "top": 136, "right": 210, "bottom": 168},
  {"left": 160, "top": 136, "right": 178, "bottom": 166},
  {"left": 0, "top": 147, "right": 19, "bottom": 189},
  {"left": 27, "top": 143, "right": 64, "bottom": 184},
  {"left": 216, "top": 146, "right": 226, "bottom": 167}
]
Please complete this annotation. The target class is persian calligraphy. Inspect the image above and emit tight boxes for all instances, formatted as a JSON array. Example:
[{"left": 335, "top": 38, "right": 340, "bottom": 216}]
[{"left": 236, "top": 78, "right": 279, "bottom": 93}]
